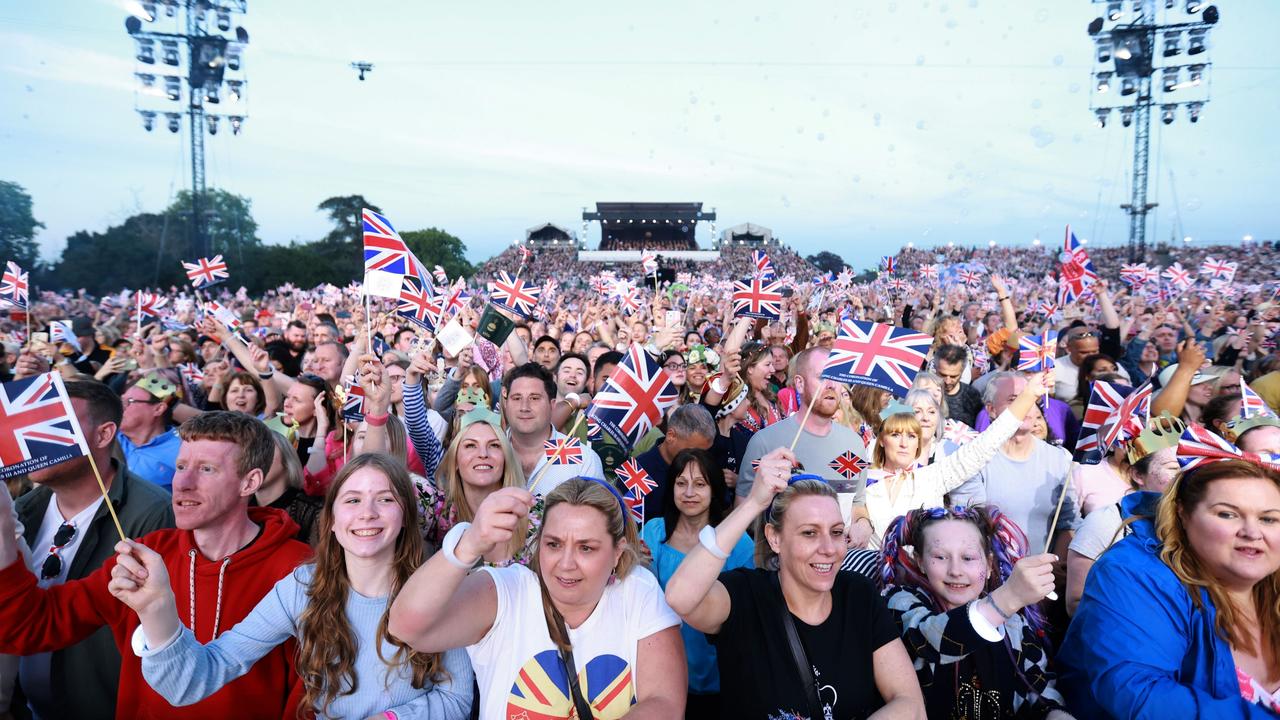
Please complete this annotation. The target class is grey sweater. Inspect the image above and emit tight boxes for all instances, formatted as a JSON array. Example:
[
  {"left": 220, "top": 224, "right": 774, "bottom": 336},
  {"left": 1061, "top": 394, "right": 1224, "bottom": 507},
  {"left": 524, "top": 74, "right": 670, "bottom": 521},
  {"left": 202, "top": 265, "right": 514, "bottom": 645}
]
[{"left": 140, "top": 563, "right": 473, "bottom": 719}]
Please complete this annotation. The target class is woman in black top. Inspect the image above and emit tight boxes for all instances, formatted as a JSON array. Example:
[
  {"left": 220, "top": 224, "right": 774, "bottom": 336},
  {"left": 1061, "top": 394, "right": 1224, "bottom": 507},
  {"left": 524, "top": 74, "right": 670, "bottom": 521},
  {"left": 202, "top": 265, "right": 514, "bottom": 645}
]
[{"left": 666, "top": 447, "right": 925, "bottom": 719}]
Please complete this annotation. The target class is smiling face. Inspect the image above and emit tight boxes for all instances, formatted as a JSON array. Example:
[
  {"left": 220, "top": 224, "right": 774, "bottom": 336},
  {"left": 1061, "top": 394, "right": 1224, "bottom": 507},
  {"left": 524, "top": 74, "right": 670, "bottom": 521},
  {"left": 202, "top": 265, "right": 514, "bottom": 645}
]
[
  {"left": 745, "top": 353, "right": 775, "bottom": 392},
  {"left": 538, "top": 504, "right": 624, "bottom": 613},
  {"left": 1182, "top": 476, "right": 1280, "bottom": 591},
  {"left": 556, "top": 357, "right": 588, "bottom": 396},
  {"left": 503, "top": 376, "right": 552, "bottom": 435},
  {"left": 456, "top": 422, "right": 505, "bottom": 492},
  {"left": 171, "top": 439, "right": 257, "bottom": 531},
  {"left": 330, "top": 467, "right": 404, "bottom": 561},
  {"left": 767, "top": 495, "right": 844, "bottom": 594},
  {"left": 919, "top": 519, "right": 991, "bottom": 610},
  {"left": 673, "top": 462, "right": 712, "bottom": 520}
]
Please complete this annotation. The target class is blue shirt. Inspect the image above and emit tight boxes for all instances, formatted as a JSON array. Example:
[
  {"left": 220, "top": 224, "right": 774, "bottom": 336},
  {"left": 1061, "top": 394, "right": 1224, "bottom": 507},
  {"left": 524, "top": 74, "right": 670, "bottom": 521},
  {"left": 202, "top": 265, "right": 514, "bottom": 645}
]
[
  {"left": 118, "top": 428, "right": 182, "bottom": 491},
  {"left": 641, "top": 518, "right": 753, "bottom": 694}
]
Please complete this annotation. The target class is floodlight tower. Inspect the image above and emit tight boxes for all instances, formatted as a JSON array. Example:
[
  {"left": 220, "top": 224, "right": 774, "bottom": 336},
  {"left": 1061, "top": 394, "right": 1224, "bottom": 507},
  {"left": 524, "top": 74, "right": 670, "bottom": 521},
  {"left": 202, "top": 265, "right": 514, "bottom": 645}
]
[
  {"left": 125, "top": 1, "right": 250, "bottom": 259},
  {"left": 1087, "top": 0, "right": 1219, "bottom": 261}
]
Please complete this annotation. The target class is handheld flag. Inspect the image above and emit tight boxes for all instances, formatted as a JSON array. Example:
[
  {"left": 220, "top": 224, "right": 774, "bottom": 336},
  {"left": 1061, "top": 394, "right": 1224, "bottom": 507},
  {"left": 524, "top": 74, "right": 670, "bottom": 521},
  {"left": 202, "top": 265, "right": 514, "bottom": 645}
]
[
  {"left": 623, "top": 490, "right": 645, "bottom": 524},
  {"left": 917, "top": 264, "right": 939, "bottom": 283},
  {"left": 397, "top": 276, "right": 443, "bottom": 332},
  {"left": 880, "top": 255, "right": 897, "bottom": 274},
  {"left": 1199, "top": 256, "right": 1237, "bottom": 282},
  {"left": 731, "top": 278, "right": 783, "bottom": 321},
  {"left": 178, "top": 362, "right": 204, "bottom": 386},
  {"left": 0, "top": 373, "right": 90, "bottom": 481},
  {"left": 1058, "top": 225, "right": 1098, "bottom": 305},
  {"left": 821, "top": 320, "right": 931, "bottom": 396},
  {"left": 182, "top": 255, "right": 229, "bottom": 289},
  {"left": 616, "top": 458, "right": 657, "bottom": 496},
  {"left": 362, "top": 209, "right": 430, "bottom": 299},
  {"left": 1241, "top": 379, "right": 1276, "bottom": 419},
  {"left": 48, "top": 321, "right": 83, "bottom": 354},
  {"left": 1017, "top": 330, "right": 1057, "bottom": 372},
  {"left": 133, "top": 292, "right": 168, "bottom": 323},
  {"left": 752, "top": 250, "right": 776, "bottom": 279},
  {"left": 489, "top": 271, "right": 541, "bottom": 319},
  {"left": 340, "top": 380, "right": 366, "bottom": 422},
  {"left": 0, "top": 262, "right": 29, "bottom": 310},
  {"left": 544, "top": 436, "right": 584, "bottom": 466},
  {"left": 640, "top": 251, "right": 658, "bottom": 277},
  {"left": 587, "top": 344, "right": 678, "bottom": 451},
  {"left": 1075, "top": 380, "right": 1134, "bottom": 462},
  {"left": 1162, "top": 262, "right": 1194, "bottom": 291},
  {"left": 1099, "top": 382, "right": 1155, "bottom": 453}
]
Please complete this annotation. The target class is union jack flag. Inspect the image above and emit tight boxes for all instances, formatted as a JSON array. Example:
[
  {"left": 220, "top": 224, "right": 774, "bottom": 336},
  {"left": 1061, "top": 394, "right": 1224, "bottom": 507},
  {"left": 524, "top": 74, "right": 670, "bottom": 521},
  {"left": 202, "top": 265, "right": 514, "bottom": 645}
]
[
  {"left": 857, "top": 422, "right": 876, "bottom": 448},
  {"left": 1199, "top": 256, "right": 1237, "bottom": 282},
  {"left": 1017, "top": 330, "right": 1057, "bottom": 371},
  {"left": 751, "top": 249, "right": 775, "bottom": 279},
  {"left": 443, "top": 278, "right": 470, "bottom": 317},
  {"left": 616, "top": 458, "right": 656, "bottom": 496},
  {"left": 1058, "top": 225, "right": 1097, "bottom": 305},
  {"left": 0, "top": 262, "right": 28, "bottom": 310},
  {"left": 829, "top": 451, "right": 868, "bottom": 480},
  {"left": 1177, "top": 422, "right": 1280, "bottom": 473},
  {"left": 341, "top": 380, "right": 365, "bottom": 422},
  {"left": 1162, "top": 262, "right": 1194, "bottom": 290},
  {"left": 489, "top": 271, "right": 540, "bottom": 319},
  {"left": 943, "top": 418, "right": 980, "bottom": 444},
  {"left": 731, "top": 278, "right": 783, "bottom": 321},
  {"left": 957, "top": 269, "right": 982, "bottom": 287},
  {"left": 1120, "top": 263, "right": 1152, "bottom": 288},
  {"left": 0, "top": 373, "right": 90, "bottom": 480},
  {"left": 821, "top": 320, "right": 931, "bottom": 396},
  {"left": 177, "top": 362, "right": 204, "bottom": 386},
  {"left": 1035, "top": 301, "right": 1058, "bottom": 318},
  {"left": 543, "top": 436, "right": 584, "bottom": 465},
  {"left": 48, "top": 321, "right": 82, "bottom": 354},
  {"left": 622, "top": 490, "right": 645, "bottom": 524},
  {"left": 917, "top": 264, "right": 939, "bottom": 283},
  {"left": 616, "top": 285, "right": 642, "bottom": 315},
  {"left": 362, "top": 209, "right": 430, "bottom": 298},
  {"left": 813, "top": 271, "right": 835, "bottom": 286},
  {"left": 397, "top": 276, "right": 443, "bottom": 332},
  {"left": 588, "top": 344, "right": 677, "bottom": 450},
  {"left": 1075, "top": 380, "right": 1133, "bottom": 461},
  {"left": 881, "top": 255, "right": 897, "bottom": 274},
  {"left": 1241, "top": 379, "right": 1276, "bottom": 419},
  {"left": 518, "top": 245, "right": 533, "bottom": 266},
  {"left": 203, "top": 299, "right": 243, "bottom": 336},
  {"left": 886, "top": 277, "right": 910, "bottom": 294},
  {"left": 1100, "top": 381, "right": 1154, "bottom": 453},
  {"left": 640, "top": 251, "right": 658, "bottom": 276},
  {"left": 675, "top": 271, "right": 693, "bottom": 285},
  {"left": 134, "top": 292, "right": 168, "bottom": 322},
  {"left": 182, "top": 255, "right": 229, "bottom": 288},
  {"left": 371, "top": 334, "right": 391, "bottom": 358}
]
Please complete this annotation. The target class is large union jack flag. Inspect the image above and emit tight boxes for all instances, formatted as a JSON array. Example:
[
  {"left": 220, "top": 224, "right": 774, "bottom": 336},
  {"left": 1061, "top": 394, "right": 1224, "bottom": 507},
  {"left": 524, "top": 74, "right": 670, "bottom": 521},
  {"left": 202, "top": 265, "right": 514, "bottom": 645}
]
[
  {"left": 751, "top": 249, "right": 775, "bottom": 280},
  {"left": 362, "top": 208, "right": 431, "bottom": 298},
  {"left": 182, "top": 255, "right": 229, "bottom": 288},
  {"left": 1075, "top": 380, "right": 1134, "bottom": 462},
  {"left": 731, "top": 278, "right": 783, "bottom": 321},
  {"left": 490, "top": 271, "right": 541, "bottom": 319},
  {"left": 0, "top": 262, "right": 28, "bottom": 310},
  {"left": 1100, "top": 381, "right": 1154, "bottom": 453},
  {"left": 588, "top": 344, "right": 677, "bottom": 451},
  {"left": 543, "top": 436, "right": 584, "bottom": 466},
  {"left": 1017, "top": 330, "right": 1057, "bottom": 371},
  {"left": 821, "top": 320, "right": 931, "bottom": 396},
  {"left": 397, "top": 276, "right": 443, "bottom": 332},
  {"left": 1058, "top": 225, "right": 1097, "bottom": 305},
  {"left": 0, "top": 373, "right": 89, "bottom": 481}
]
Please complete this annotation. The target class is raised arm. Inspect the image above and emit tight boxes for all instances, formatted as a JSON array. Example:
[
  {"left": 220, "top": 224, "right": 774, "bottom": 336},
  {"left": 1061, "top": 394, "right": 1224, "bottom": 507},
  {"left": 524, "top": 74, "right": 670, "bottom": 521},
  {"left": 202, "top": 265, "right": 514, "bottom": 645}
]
[
  {"left": 1150, "top": 340, "right": 1206, "bottom": 419},
  {"left": 991, "top": 275, "right": 1019, "bottom": 334},
  {"left": 402, "top": 352, "right": 443, "bottom": 479},
  {"left": 665, "top": 447, "right": 794, "bottom": 634}
]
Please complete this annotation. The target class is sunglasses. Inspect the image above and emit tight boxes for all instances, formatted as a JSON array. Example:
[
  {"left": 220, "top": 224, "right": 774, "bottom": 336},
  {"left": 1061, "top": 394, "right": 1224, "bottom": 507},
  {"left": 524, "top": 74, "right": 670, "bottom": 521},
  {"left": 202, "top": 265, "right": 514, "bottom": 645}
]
[{"left": 40, "top": 522, "right": 76, "bottom": 581}]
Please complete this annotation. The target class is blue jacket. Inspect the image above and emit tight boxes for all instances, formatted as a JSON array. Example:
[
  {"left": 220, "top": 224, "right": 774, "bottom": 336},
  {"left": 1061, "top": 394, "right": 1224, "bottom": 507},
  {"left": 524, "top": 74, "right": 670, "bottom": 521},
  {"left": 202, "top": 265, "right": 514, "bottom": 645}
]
[{"left": 1058, "top": 492, "right": 1273, "bottom": 719}]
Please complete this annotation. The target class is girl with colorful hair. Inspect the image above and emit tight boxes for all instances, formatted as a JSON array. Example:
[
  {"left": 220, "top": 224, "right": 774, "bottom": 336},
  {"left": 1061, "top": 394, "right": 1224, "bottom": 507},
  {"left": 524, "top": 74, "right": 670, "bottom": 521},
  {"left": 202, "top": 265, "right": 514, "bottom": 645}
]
[{"left": 880, "top": 505, "right": 1070, "bottom": 719}]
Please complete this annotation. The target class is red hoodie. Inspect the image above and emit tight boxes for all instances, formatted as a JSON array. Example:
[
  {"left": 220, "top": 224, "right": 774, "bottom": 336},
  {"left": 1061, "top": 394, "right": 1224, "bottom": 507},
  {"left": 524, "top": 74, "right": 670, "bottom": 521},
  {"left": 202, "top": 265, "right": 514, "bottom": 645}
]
[{"left": 0, "top": 506, "right": 311, "bottom": 720}]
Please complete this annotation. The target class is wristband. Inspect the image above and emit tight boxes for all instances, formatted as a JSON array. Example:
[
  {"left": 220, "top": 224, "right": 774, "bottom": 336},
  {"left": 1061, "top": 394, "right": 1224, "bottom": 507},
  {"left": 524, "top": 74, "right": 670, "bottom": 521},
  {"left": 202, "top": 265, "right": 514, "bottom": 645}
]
[
  {"left": 258, "top": 371, "right": 274, "bottom": 380},
  {"left": 698, "top": 525, "right": 730, "bottom": 560},
  {"left": 710, "top": 377, "right": 728, "bottom": 395},
  {"left": 997, "top": 296, "right": 1010, "bottom": 302},
  {"left": 441, "top": 522, "right": 478, "bottom": 570},
  {"left": 985, "top": 593, "right": 1014, "bottom": 621},
  {"left": 364, "top": 412, "right": 390, "bottom": 427},
  {"left": 383, "top": 712, "right": 399, "bottom": 720}
]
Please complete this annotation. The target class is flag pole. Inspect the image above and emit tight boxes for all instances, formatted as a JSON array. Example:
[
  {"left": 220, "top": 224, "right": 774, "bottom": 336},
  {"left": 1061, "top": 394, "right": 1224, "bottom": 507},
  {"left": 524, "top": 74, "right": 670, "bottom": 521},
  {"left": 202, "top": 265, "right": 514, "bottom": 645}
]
[
  {"left": 525, "top": 413, "right": 585, "bottom": 494},
  {"left": 788, "top": 379, "right": 824, "bottom": 452},
  {"left": 135, "top": 291, "right": 142, "bottom": 339},
  {"left": 86, "top": 452, "right": 127, "bottom": 543}
]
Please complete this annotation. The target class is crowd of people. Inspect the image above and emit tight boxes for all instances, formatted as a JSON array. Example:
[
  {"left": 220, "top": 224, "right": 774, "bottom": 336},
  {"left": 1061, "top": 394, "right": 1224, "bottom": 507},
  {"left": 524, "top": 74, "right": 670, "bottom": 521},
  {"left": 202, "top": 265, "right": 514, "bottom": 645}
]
[{"left": 0, "top": 234, "right": 1278, "bottom": 719}]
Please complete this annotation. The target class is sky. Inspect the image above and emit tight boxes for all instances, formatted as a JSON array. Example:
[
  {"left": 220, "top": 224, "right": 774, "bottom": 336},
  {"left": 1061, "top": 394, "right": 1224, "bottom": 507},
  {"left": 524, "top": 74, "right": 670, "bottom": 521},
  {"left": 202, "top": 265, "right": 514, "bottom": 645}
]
[{"left": 2, "top": 0, "right": 1278, "bottom": 266}]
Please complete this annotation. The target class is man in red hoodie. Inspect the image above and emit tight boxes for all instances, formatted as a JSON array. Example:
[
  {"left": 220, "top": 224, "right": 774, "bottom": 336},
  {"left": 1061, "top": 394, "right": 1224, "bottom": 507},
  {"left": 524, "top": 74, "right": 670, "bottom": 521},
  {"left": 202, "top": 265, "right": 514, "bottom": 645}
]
[{"left": 0, "top": 411, "right": 311, "bottom": 720}]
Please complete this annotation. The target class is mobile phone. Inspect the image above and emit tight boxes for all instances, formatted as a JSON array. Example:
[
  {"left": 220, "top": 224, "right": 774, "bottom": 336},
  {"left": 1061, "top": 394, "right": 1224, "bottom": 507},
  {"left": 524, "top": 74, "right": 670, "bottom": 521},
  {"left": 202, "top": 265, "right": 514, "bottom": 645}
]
[{"left": 665, "top": 310, "right": 681, "bottom": 327}]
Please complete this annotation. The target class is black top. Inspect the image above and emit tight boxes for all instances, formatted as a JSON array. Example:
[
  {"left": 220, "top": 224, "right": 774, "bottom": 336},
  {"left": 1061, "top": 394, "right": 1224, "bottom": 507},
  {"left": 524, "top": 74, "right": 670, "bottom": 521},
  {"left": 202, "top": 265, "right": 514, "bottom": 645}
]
[
  {"left": 946, "top": 383, "right": 984, "bottom": 427},
  {"left": 711, "top": 568, "right": 901, "bottom": 719},
  {"left": 252, "top": 486, "right": 322, "bottom": 545}
]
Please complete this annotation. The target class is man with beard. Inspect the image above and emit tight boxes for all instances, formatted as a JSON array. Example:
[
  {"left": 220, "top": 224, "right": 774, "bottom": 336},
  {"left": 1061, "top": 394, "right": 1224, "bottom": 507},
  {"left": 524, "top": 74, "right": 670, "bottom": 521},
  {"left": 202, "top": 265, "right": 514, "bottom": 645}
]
[
  {"left": 266, "top": 321, "right": 307, "bottom": 377},
  {"left": 736, "top": 347, "right": 873, "bottom": 547},
  {"left": 2, "top": 380, "right": 173, "bottom": 720}
]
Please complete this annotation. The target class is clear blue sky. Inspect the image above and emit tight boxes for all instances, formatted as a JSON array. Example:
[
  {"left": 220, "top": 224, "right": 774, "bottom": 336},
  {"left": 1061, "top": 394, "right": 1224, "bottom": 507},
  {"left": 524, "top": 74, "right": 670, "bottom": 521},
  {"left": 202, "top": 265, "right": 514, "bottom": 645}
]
[{"left": 2, "top": 0, "right": 1277, "bottom": 265}]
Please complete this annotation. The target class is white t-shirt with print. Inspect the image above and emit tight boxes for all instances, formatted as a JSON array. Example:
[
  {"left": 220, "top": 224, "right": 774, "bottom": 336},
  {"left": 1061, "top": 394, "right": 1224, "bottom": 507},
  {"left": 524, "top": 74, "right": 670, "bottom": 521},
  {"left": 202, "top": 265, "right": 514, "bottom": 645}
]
[{"left": 468, "top": 563, "right": 678, "bottom": 720}]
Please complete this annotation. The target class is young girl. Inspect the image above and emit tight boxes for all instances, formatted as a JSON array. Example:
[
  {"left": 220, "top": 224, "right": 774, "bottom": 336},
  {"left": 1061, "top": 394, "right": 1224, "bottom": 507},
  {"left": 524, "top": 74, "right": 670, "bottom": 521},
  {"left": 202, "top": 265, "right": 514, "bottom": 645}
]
[
  {"left": 881, "top": 506, "right": 1071, "bottom": 719},
  {"left": 108, "top": 453, "right": 474, "bottom": 719}
]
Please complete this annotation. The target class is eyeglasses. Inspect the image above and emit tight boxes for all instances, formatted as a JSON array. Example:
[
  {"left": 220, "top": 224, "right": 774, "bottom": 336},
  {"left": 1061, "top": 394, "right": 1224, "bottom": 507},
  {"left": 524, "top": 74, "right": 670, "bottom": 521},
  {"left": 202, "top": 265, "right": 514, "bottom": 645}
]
[
  {"left": 40, "top": 522, "right": 76, "bottom": 580},
  {"left": 125, "top": 397, "right": 161, "bottom": 406},
  {"left": 663, "top": 361, "right": 687, "bottom": 371},
  {"left": 1068, "top": 331, "right": 1098, "bottom": 341}
]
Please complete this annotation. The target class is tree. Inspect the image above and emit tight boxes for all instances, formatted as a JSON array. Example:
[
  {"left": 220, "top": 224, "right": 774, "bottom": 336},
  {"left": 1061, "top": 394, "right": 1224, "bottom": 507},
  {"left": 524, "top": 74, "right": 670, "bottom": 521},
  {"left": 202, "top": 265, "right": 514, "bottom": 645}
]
[
  {"left": 318, "top": 195, "right": 380, "bottom": 246},
  {"left": 401, "top": 228, "right": 473, "bottom": 281},
  {"left": 165, "top": 189, "right": 261, "bottom": 261},
  {"left": 52, "top": 213, "right": 184, "bottom": 293},
  {"left": 806, "top": 251, "right": 847, "bottom": 276},
  {"left": 0, "top": 180, "right": 44, "bottom": 269}
]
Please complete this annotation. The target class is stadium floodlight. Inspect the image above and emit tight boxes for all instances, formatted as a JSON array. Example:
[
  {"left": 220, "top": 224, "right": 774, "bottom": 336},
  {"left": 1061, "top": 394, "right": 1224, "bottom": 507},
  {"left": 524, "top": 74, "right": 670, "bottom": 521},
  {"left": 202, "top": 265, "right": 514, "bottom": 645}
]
[
  {"left": 160, "top": 39, "right": 179, "bottom": 66},
  {"left": 1095, "top": 108, "right": 1112, "bottom": 127},
  {"left": 206, "top": 114, "right": 219, "bottom": 135},
  {"left": 1162, "top": 67, "right": 1179, "bottom": 92},
  {"left": 135, "top": 37, "right": 155, "bottom": 63},
  {"left": 1107, "top": 2, "right": 1124, "bottom": 20},
  {"left": 1186, "top": 101, "right": 1203, "bottom": 122},
  {"left": 164, "top": 75, "right": 181, "bottom": 100},
  {"left": 165, "top": 112, "right": 181, "bottom": 133},
  {"left": 1187, "top": 28, "right": 1207, "bottom": 54},
  {"left": 1096, "top": 71, "right": 1112, "bottom": 93},
  {"left": 1121, "top": 107, "right": 1135, "bottom": 127},
  {"left": 1161, "top": 104, "right": 1177, "bottom": 124},
  {"left": 230, "top": 115, "right": 243, "bottom": 134},
  {"left": 139, "top": 110, "right": 156, "bottom": 131},
  {"left": 1163, "top": 31, "right": 1181, "bottom": 57}
]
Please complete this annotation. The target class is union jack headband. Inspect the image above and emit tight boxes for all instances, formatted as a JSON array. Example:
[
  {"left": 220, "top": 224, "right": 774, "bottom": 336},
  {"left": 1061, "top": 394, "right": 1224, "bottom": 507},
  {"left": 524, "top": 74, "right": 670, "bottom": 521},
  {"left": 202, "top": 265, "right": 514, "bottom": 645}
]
[{"left": 1176, "top": 422, "right": 1280, "bottom": 473}]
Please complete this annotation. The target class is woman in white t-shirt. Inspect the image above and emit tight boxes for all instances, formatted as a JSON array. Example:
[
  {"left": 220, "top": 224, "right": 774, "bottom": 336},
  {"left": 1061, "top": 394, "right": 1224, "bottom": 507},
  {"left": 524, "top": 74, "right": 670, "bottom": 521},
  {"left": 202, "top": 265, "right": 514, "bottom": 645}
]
[{"left": 389, "top": 477, "right": 686, "bottom": 719}]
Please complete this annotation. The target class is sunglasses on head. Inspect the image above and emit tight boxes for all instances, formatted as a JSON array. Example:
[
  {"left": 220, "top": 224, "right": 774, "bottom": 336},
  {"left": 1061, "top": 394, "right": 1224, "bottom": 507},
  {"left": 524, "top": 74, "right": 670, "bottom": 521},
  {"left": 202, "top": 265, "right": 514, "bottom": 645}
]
[{"left": 40, "top": 522, "right": 76, "bottom": 581}]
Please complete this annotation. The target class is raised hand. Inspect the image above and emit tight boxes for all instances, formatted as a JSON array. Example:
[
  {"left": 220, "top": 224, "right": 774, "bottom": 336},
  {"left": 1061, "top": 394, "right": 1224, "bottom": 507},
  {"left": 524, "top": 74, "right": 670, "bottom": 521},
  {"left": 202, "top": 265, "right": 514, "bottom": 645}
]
[
  {"left": 108, "top": 540, "right": 178, "bottom": 625},
  {"left": 994, "top": 553, "right": 1057, "bottom": 611},
  {"left": 454, "top": 487, "right": 535, "bottom": 564},
  {"left": 746, "top": 447, "right": 799, "bottom": 513}
]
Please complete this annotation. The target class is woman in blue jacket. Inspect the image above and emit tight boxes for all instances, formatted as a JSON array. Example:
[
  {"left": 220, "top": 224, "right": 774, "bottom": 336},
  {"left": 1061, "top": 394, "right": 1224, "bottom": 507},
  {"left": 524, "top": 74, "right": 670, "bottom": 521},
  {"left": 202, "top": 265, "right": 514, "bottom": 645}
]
[{"left": 1059, "top": 455, "right": 1280, "bottom": 718}]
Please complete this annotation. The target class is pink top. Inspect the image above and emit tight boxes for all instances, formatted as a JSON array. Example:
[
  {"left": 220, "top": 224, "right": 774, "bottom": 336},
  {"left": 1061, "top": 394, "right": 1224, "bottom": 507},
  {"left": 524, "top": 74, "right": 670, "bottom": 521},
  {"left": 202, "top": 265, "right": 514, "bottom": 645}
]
[
  {"left": 1237, "top": 667, "right": 1280, "bottom": 711},
  {"left": 1072, "top": 460, "right": 1130, "bottom": 516}
]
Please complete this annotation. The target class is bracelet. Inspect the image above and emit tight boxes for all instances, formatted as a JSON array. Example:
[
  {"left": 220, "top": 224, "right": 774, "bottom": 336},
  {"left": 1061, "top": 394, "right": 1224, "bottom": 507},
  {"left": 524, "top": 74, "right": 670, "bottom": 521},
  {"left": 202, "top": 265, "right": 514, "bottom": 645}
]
[
  {"left": 364, "top": 412, "right": 390, "bottom": 427},
  {"left": 383, "top": 712, "right": 398, "bottom": 720},
  {"left": 698, "top": 525, "right": 730, "bottom": 560},
  {"left": 441, "top": 522, "right": 478, "bottom": 570},
  {"left": 998, "top": 296, "right": 1010, "bottom": 302},
  {"left": 985, "top": 594, "right": 1014, "bottom": 621},
  {"left": 258, "top": 371, "right": 274, "bottom": 380}
]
